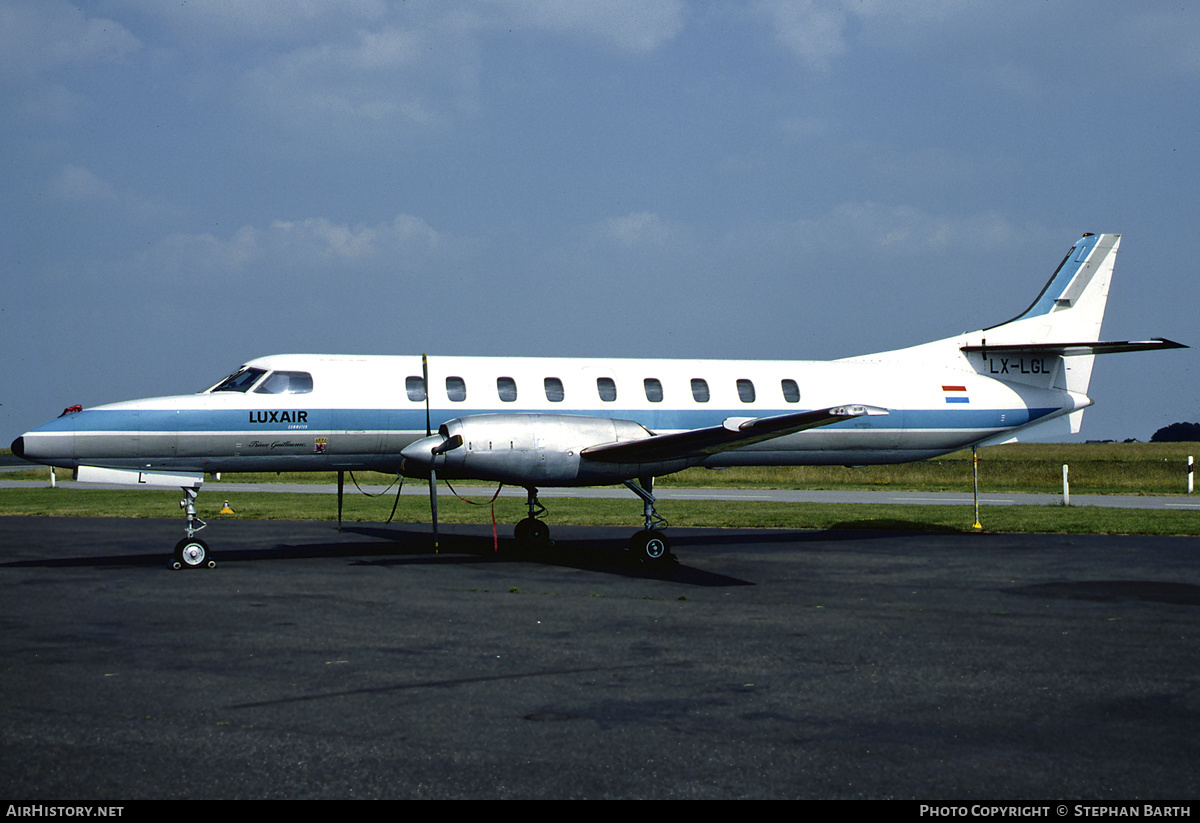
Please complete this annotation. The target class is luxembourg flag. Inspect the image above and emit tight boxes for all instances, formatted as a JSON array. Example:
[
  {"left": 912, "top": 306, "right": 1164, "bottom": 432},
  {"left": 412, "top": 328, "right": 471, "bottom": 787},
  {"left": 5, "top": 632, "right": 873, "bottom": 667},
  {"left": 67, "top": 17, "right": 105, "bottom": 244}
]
[{"left": 942, "top": 385, "right": 970, "bottom": 404}]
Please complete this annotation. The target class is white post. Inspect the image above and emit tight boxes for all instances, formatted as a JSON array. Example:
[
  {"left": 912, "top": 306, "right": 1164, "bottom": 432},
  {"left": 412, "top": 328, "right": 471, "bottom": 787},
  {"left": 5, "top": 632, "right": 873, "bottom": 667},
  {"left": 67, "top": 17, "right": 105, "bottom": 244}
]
[
  {"left": 1189, "top": 456, "right": 1194, "bottom": 494},
  {"left": 1062, "top": 464, "right": 1069, "bottom": 506},
  {"left": 50, "top": 467, "right": 55, "bottom": 488}
]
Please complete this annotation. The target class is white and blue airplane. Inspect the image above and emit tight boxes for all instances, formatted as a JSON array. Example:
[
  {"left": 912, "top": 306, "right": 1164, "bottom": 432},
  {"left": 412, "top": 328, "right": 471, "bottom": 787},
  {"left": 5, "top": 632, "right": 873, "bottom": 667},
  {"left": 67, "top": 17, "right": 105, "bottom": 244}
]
[{"left": 11, "top": 233, "right": 1184, "bottom": 568}]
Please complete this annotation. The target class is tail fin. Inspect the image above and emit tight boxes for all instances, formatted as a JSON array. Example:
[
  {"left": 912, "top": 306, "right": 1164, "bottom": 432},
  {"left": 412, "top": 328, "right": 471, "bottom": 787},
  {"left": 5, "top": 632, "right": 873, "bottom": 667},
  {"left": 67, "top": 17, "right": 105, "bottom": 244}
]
[
  {"left": 958, "top": 233, "right": 1184, "bottom": 433},
  {"left": 857, "top": 233, "right": 1184, "bottom": 437},
  {"left": 981, "top": 232, "right": 1118, "bottom": 350}
]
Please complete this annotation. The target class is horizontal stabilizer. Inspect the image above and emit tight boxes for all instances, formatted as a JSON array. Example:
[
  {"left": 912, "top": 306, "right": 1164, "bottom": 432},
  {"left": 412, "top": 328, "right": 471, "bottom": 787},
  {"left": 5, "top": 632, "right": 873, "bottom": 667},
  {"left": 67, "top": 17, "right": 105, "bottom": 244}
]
[
  {"left": 581, "top": 405, "right": 887, "bottom": 464},
  {"left": 962, "top": 338, "right": 1187, "bottom": 358}
]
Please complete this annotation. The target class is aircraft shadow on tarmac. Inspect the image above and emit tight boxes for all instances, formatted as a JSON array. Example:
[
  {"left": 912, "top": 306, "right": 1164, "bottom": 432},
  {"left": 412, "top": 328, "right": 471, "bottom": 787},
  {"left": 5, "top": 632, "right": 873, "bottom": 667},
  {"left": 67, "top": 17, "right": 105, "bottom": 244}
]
[
  {"left": 0, "top": 524, "right": 753, "bottom": 587},
  {"left": 339, "top": 525, "right": 753, "bottom": 586}
]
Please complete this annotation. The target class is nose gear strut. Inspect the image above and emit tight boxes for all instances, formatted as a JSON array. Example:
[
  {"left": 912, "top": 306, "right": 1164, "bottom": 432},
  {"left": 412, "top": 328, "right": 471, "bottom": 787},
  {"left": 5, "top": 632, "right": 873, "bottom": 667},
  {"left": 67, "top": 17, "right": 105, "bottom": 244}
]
[{"left": 171, "top": 486, "right": 214, "bottom": 570}]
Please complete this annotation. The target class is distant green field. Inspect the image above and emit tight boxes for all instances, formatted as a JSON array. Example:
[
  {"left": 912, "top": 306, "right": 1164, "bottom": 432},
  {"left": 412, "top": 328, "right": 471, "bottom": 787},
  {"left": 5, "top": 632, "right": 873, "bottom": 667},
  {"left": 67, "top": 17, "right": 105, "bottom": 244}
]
[
  {"left": 9, "top": 442, "right": 1195, "bottom": 495},
  {"left": 1, "top": 487, "right": 1197, "bottom": 535},
  {"left": 4, "top": 443, "right": 1197, "bottom": 535}
]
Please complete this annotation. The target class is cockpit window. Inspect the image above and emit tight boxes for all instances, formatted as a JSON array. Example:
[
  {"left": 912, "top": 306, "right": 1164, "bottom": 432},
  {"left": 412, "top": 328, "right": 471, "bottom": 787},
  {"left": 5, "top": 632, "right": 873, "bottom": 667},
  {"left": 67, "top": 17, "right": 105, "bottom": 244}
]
[
  {"left": 255, "top": 371, "right": 313, "bottom": 395},
  {"left": 208, "top": 367, "right": 266, "bottom": 393}
]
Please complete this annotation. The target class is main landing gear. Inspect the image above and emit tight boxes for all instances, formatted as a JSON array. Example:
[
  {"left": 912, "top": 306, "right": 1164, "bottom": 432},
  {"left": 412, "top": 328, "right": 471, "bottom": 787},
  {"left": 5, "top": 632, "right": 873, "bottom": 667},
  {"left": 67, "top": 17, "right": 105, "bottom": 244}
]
[
  {"left": 170, "top": 486, "right": 215, "bottom": 570},
  {"left": 511, "top": 480, "right": 675, "bottom": 566},
  {"left": 624, "top": 477, "right": 674, "bottom": 566}
]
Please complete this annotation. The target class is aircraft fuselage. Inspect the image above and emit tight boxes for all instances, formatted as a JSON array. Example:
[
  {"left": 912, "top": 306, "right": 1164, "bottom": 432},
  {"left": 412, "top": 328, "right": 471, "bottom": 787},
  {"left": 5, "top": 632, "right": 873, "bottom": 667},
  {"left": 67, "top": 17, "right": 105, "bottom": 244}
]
[{"left": 13, "top": 352, "right": 1085, "bottom": 480}]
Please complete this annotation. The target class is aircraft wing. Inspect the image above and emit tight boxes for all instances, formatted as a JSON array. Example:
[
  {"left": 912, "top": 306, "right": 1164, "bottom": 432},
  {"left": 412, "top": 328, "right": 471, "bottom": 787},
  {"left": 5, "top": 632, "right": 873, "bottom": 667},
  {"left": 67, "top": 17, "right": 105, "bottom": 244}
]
[{"left": 580, "top": 405, "right": 887, "bottom": 464}]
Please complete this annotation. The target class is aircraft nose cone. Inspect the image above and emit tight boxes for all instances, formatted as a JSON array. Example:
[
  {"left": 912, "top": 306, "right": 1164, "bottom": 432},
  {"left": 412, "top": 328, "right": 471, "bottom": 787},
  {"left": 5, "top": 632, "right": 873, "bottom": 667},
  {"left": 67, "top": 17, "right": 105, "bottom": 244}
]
[
  {"left": 10, "top": 436, "right": 24, "bottom": 459},
  {"left": 399, "top": 435, "right": 443, "bottom": 477}
]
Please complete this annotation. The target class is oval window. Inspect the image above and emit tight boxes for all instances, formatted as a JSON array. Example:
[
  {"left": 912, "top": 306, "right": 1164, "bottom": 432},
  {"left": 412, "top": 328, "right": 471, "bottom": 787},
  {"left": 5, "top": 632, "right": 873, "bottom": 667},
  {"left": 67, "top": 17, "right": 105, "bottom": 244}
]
[{"left": 497, "top": 376, "right": 517, "bottom": 402}]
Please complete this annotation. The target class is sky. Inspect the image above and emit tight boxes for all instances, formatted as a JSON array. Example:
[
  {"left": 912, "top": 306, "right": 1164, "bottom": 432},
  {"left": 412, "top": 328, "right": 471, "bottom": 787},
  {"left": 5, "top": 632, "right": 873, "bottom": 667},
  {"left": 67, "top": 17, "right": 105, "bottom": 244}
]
[{"left": 2, "top": 0, "right": 1196, "bottom": 445}]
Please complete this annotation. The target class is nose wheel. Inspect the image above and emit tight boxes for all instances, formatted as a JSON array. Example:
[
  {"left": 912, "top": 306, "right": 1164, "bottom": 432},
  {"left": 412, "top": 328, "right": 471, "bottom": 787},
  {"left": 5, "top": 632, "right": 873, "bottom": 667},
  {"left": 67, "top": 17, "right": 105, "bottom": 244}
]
[
  {"left": 170, "top": 486, "right": 216, "bottom": 569},
  {"left": 172, "top": 537, "right": 215, "bottom": 570}
]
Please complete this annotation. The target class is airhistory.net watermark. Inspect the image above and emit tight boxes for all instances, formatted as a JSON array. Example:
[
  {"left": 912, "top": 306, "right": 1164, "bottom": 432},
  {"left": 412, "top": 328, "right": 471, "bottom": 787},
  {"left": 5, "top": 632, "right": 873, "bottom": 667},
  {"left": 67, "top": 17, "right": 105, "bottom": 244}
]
[{"left": 6, "top": 808, "right": 123, "bottom": 818}]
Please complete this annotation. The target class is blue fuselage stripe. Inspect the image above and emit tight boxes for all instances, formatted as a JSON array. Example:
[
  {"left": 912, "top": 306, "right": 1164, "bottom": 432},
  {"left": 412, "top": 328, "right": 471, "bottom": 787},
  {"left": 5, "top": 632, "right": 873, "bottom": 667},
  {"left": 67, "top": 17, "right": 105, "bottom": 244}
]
[{"left": 37, "top": 405, "right": 1060, "bottom": 436}]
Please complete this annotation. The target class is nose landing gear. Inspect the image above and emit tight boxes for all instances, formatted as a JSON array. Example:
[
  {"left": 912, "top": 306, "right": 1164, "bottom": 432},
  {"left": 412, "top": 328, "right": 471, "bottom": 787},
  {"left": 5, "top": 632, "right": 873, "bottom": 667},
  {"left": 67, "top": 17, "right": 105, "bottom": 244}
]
[{"left": 170, "top": 486, "right": 215, "bottom": 570}]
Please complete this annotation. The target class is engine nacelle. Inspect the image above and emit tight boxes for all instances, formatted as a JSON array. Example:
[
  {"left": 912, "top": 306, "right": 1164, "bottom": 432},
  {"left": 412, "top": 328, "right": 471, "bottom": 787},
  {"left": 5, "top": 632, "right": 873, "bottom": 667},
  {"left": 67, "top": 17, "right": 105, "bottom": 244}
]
[{"left": 400, "top": 413, "right": 677, "bottom": 486}]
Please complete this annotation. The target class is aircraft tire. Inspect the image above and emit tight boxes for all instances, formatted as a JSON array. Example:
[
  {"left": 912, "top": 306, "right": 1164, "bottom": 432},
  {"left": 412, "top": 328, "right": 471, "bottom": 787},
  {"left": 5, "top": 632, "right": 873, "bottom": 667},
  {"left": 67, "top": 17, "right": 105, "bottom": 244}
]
[
  {"left": 174, "top": 538, "right": 211, "bottom": 570},
  {"left": 629, "top": 530, "right": 672, "bottom": 565},
  {"left": 515, "top": 517, "right": 550, "bottom": 549}
]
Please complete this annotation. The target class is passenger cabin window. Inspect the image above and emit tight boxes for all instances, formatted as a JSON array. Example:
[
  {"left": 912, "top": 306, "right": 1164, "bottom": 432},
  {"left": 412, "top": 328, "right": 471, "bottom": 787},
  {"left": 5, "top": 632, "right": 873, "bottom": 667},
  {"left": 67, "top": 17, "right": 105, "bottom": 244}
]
[
  {"left": 690, "top": 378, "right": 709, "bottom": 403},
  {"left": 210, "top": 367, "right": 266, "bottom": 393},
  {"left": 644, "top": 378, "right": 663, "bottom": 403},
  {"left": 737, "top": 379, "right": 756, "bottom": 403},
  {"left": 596, "top": 377, "right": 617, "bottom": 402},
  {"left": 255, "top": 371, "right": 313, "bottom": 395},
  {"left": 544, "top": 377, "right": 564, "bottom": 402},
  {"left": 405, "top": 376, "right": 426, "bottom": 402},
  {"left": 497, "top": 377, "right": 517, "bottom": 402},
  {"left": 781, "top": 379, "right": 800, "bottom": 403},
  {"left": 446, "top": 376, "right": 467, "bottom": 402}
]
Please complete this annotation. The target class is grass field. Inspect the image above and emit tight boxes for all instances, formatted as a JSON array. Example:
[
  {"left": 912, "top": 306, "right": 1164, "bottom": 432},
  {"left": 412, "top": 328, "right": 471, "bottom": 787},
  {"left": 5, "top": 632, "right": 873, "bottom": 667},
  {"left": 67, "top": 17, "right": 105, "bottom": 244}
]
[
  {"left": 9, "top": 442, "right": 1194, "bottom": 494},
  {"left": 2, "top": 486, "right": 1198, "bottom": 535},
  {"left": 4, "top": 443, "right": 1197, "bottom": 535}
]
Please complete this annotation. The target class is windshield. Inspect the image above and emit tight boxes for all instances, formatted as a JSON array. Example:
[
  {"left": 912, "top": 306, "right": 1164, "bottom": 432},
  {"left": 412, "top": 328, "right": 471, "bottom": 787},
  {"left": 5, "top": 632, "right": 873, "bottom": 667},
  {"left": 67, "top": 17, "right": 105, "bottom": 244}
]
[
  {"left": 254, "top": 371, "right": 313, "bottom": 395},
  {"left": 206, "top": 367, "right": 266, "bottom": 393}
]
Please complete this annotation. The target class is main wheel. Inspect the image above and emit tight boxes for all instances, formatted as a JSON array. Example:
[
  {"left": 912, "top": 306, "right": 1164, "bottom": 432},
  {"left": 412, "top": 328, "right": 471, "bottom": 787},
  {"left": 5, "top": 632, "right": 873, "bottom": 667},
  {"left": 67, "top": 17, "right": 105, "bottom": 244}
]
[
  {"left": 173, "top": 538, "right": 213, "bottom": 570},
  {"left": 514, "top": 517, "right": 551, "bottom": 549},
  {"left": 629, "top": 530, "right": 671, "bottom": 565}
]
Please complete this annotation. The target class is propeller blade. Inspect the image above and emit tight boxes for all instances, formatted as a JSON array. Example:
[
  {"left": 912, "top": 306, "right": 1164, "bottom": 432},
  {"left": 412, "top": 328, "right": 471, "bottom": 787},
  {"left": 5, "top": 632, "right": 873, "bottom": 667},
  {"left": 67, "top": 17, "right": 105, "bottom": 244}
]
[
  {"left": 423, "top": 353, "right": 438, "bottom": 551},
  {"left": 429, "top": 465, "right": 439, "bottom": 552},
  {"left": 422, "top": 353, "right": 431, "bottom": 437}
]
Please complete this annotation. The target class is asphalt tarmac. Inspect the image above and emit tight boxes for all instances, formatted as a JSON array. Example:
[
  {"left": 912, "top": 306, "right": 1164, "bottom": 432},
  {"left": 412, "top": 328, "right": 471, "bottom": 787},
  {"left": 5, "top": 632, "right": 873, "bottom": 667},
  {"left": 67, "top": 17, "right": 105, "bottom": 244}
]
[{"left": 1, "top": 516, "right": 1197, "bottom": 800}]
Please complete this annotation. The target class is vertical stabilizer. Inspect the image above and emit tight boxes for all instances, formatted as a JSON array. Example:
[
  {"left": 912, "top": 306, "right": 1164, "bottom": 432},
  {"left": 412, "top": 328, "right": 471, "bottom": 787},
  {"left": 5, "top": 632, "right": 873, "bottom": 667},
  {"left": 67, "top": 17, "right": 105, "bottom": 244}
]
[
  {"left": 983, "top": 232, "right": 1119, "bottom": 351},
  {"left": 851, "top": 233, "right": 1126, "bottom": 438},
  {"left": 980, "top": 234, "right": 1118, "bottom": 406}
]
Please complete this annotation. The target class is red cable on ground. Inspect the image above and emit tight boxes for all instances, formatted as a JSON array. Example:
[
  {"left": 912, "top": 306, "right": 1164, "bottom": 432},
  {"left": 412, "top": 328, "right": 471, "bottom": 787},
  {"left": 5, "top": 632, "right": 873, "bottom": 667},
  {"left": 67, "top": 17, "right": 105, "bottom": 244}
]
[{"left": 445, "top": 481, "right": 504, "bottom": 552}]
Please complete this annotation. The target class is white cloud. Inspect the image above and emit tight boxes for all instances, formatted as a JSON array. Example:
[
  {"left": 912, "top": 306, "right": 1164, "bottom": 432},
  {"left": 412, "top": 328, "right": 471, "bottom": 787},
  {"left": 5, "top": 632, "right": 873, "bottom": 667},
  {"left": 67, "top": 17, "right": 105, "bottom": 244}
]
[
  {"left": 809, "top": 201, "right": 1018, "bottom": 256},
  {"left": 0, "top": 0, "right": 140, "bottom": 77},
  {"left": 754, "top": 0, "right": 848, "bottom": 70},
  {"left": 116, "top": 0, "right": 387, "bottom": 44},
  {"left": 46, "top": 164, "right": 118, "bottom": 202},
  {"left": 239, "top": 17, "right": 480, "bottom": 136},
  {"left": 41, "top": 163, "right": 180, "bottom": 224},
  {"left": 753, "top": 0, "right": 972, "bottom": 69},
  {"left": 139, "top": 213, "right": 455, "bottom": 281},
  {"left": 594, "top": 212, "right": 687, "bottom": 250},
  {"left": 484, "top": 0, "right": 687, "bottom": 53}
]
